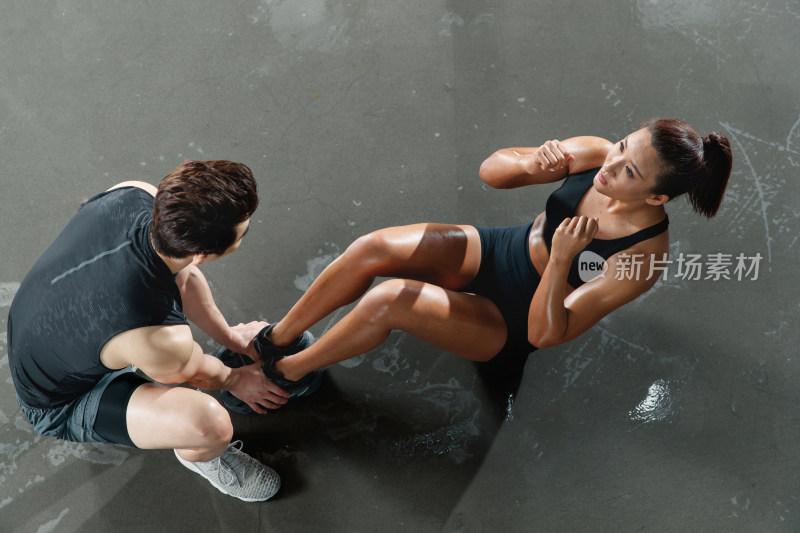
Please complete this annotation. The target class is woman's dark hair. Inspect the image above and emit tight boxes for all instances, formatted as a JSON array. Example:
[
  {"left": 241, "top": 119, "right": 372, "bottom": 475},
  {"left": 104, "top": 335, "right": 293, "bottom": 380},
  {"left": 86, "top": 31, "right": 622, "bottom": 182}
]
[
  {"left": 151, "top": 160, "right": 258, "bottom": 258},
  {"left": 646, "top": 118, "right": 732, "bottom": 218}
]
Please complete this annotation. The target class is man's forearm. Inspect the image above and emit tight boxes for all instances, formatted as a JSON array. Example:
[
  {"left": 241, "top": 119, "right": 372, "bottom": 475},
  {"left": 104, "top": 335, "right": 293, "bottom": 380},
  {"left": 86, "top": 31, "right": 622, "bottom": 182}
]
[
  {"left": 176, "top": 265, "right": 236, "bottom": 348},
  {"left": 184, "top": 353, "right": 238, "bottom": 391}
]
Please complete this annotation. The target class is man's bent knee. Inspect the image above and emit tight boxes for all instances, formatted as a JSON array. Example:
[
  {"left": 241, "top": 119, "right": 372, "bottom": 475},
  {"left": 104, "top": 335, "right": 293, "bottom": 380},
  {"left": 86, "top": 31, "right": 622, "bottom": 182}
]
[{"left": 188, "top": 396, "right": 234, "bottom": 446}]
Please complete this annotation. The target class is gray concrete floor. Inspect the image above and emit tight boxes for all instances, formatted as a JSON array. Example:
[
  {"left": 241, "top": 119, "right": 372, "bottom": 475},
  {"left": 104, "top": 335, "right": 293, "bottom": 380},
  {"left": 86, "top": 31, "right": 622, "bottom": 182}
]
[{"left": 1, "top": 1, "right": 798, "bottom": 531}]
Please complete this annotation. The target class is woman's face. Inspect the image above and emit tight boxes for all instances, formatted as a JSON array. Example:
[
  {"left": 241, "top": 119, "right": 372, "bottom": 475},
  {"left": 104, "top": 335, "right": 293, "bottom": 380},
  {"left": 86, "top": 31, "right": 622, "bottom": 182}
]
[{"left": 593, "top": 127, "right": 664, "bottom": 204}]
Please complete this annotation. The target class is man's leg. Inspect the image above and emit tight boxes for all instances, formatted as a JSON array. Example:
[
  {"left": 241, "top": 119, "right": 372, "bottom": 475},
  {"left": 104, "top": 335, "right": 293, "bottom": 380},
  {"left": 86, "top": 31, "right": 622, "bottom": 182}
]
[
  {"left": 125, "top": 384, "right": 279, "bottom": 501},
  {"left": 126, "top": 384, "right": 231, "bottom": 460}
]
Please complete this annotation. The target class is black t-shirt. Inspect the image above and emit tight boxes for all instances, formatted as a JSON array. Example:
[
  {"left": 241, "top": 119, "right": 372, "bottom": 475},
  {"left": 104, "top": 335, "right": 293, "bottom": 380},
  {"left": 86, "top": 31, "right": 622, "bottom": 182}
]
[{"left": 8, "top": 187, "right": 187, "bottom": 408}]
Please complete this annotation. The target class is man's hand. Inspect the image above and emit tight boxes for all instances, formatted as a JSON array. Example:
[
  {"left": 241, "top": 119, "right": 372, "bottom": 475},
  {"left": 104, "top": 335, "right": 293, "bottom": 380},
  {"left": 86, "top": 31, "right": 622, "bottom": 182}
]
[
  {"left": 231, "top": 364, "right": 291, "bottom": 414},
  {"left": 227, "top": 321, "right": 270, "bottom": 360},
  {"left": 189, "top": 362, "right": 291, "bottom": 414}
]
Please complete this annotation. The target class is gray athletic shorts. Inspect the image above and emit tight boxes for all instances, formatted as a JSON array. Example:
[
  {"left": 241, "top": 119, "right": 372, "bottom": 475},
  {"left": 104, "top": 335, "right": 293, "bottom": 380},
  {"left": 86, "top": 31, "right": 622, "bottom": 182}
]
[{"left": 17, "top": 367, "right": 137, "bottom": 444}]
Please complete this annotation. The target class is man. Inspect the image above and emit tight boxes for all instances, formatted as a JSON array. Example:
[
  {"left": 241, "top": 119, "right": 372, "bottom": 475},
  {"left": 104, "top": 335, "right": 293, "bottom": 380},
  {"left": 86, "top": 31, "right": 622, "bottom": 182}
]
[{"left": 8, "top": 160, "right": 289, "bottom": 502}]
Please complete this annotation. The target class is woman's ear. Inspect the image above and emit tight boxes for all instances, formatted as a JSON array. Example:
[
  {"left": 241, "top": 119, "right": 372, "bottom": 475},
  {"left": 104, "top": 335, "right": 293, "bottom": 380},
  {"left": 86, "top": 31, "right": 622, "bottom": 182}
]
[
  {"left": 645, "top": 194, "right": 669, "bottom": 206},
  {"left": 191, "top": 254, "right": 208, "bottom": 266}
]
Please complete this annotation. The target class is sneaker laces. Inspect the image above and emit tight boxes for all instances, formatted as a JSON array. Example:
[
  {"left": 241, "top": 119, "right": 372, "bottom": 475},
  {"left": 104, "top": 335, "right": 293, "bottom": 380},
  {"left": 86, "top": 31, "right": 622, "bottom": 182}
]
[{"left": 215, "top": 440, "right": 247, "bottom": 488}]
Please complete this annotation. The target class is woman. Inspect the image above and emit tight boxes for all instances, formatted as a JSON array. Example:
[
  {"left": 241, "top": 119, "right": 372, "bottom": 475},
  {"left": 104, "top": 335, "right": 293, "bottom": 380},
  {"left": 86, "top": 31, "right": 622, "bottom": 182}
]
[{"left": 225, "top": 118, "right": 732, "bottom": 410}]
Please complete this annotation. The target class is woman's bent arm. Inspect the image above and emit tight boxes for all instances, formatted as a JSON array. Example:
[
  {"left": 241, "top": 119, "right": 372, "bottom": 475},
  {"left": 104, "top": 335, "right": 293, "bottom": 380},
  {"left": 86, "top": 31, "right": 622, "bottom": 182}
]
[
  {"left": 527, "top": 217, "right": 662, "bottom": 348},
  {"left": 479, "top": 136, "right": 612, "bottom": 189}
]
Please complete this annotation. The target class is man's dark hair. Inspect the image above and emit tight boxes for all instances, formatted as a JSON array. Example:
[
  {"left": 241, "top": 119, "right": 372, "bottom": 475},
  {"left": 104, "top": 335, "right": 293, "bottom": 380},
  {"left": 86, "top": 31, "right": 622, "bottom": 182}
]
[{"left": 151, "top": 160, "right": 258, "bottom": 258}]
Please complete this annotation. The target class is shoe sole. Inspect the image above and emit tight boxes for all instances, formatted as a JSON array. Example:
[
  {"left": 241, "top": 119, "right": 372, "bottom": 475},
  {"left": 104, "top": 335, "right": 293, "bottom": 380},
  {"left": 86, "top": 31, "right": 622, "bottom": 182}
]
[{"left": 215, "top": 330, "right": 320, "bottom": 413}]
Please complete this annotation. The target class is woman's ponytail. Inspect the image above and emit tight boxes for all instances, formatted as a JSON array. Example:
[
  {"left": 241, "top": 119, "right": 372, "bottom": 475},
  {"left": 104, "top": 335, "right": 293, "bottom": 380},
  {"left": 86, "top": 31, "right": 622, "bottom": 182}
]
[
  {"left": 687, "top": 132, "right": 733, "bottom": 218},
  {"left": 647, "top": 119, "right": 733, "bottom": 218}
]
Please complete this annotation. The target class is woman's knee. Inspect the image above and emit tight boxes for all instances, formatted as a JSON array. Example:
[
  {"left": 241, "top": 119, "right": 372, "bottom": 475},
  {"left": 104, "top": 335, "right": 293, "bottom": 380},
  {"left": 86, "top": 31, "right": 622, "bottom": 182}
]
[
  {"left": 342, "top": 231, "right": 395, "bottom": 271},
  {"left": 354, "top": 279, "right": 415, "bottom": 325}
]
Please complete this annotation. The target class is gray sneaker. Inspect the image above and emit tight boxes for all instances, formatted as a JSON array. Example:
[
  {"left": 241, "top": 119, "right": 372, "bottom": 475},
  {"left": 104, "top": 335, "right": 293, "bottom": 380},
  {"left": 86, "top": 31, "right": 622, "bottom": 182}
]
[{"left": 174, "top": 441, "right": 280, "bottom": 502}]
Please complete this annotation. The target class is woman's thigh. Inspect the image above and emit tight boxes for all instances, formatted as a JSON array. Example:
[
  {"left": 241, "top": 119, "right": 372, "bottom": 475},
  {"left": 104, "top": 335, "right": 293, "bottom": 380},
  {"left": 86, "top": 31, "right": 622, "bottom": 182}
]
[
  {"left": 353, "top": 223, "right": 481, "bottom": 290},
  {"left": 364, "top": 278, "right": 508, "bottom": 361}
]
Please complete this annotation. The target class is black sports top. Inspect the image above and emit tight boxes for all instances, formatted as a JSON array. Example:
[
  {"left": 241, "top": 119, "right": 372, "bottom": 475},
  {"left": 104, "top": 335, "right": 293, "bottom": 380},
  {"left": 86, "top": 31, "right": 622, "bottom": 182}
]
[
  {"left": 8, "top": 187, "right": 187, "bottom": 408},
  {"left": 543, "top": 167, "right": 669, "bottom": 288}
]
